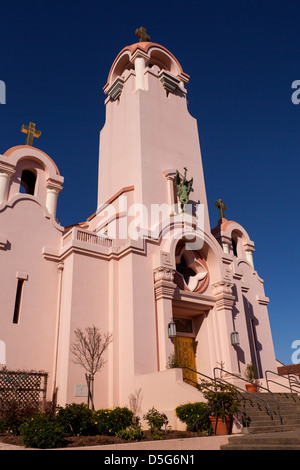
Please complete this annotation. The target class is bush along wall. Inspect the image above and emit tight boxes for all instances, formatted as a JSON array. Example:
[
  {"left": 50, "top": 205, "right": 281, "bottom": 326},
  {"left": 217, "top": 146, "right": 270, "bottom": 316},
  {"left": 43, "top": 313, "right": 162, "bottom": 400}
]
[
  {"left": 19, "top": 414, "right": 66, "bottom": 449},
  {"left": 17, "top": 404, "right": 134, "bottom": 449},
  {"left": 3, "top": 402, "right": 214, "bottom": 449},
  {"left": 94, "top": 407, "right": 134, "bottom": 436},
  {"left": 175, "top": 402, "right": 212, "bottom": 433}
]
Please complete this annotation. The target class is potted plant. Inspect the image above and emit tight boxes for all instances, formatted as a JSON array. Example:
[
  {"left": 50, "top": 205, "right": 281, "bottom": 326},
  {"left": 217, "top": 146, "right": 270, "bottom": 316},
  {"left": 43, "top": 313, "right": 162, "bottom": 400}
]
[
  {"left": 244, "top": 362, "right": 258, "bottom": 393},
  {"left": 198, "top": 379, "right": 241, "bottom": 435}
]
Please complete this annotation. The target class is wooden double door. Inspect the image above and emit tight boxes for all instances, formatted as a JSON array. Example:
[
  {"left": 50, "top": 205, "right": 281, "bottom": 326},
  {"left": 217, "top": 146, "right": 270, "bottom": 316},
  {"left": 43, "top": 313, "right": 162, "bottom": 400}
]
[{"left": 174, "top": 336, "right": 198, "bottom": 386}]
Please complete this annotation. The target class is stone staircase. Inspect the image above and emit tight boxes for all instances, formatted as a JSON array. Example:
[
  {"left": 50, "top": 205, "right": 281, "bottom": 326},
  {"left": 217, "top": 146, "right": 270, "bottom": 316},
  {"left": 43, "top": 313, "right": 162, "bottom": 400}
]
[
  {"left": 240, "top": 392, "right": 300, "bottom": 433},
  {"left": 221, "top": 392, "right": 300, "bottom": 450}
]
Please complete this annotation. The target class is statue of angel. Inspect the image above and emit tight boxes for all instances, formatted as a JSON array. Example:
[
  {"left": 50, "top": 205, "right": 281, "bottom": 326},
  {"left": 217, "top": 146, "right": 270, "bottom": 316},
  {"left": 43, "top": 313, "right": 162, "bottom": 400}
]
[{"left": 175, "top": 167, "right": 193, "bottom": 212}]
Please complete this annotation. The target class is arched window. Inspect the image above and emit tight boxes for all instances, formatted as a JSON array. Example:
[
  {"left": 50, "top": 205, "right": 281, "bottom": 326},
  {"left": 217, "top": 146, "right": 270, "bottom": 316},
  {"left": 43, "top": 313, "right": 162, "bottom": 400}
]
[
  {"left": 20, "top": 169, "right": 36, "bottom": 195},
  {"left": 175, "top": 243, "right": 209, "bottom": 293},
  {"left": 232, "top": 237, "right": 238, "bottom": 257},
  {"left": 176, "top": 254, "right": 197, "bottom": 287}
]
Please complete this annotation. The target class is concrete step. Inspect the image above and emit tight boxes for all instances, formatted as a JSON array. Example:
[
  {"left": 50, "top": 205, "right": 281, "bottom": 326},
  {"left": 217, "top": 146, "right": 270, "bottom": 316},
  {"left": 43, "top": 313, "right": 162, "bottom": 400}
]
[
  {"left": 244, "top": 413, "right": 300, "bottom": 423},
  {"left": 241, "top": 399, "right": 300, "bottom": 410},
  {"left": 221, "top": 431, "right": 300, "bottom": 450},
  {"left": 242, "top": 412, "right": 299, "bottom": 424},
  {"left": 222, "top": 443, "right": 300, "bottom": 450},
  {"left": 241, "top": 392, "right": 300, "bottom": 401},
  {"left": 230, "top": 433, "right": 300, "bottom": 445},
  {"left": 242, "top": 424, "right": 300, "bottom": 434}
]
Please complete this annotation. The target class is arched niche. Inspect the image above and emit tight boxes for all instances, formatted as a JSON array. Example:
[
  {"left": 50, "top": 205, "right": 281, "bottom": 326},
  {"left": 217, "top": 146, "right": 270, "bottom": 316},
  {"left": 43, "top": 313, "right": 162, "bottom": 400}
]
[{"left": 20, "top": 168, "right": 37, "bottom": 195}]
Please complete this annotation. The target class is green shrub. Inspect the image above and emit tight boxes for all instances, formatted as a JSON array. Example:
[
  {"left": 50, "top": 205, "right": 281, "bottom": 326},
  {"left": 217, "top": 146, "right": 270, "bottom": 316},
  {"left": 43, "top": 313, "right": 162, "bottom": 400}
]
[
  {"left": 198, "top": 380, "right": 241, "bottom": 418},
  {"left": 0, "top": 419, "right": 6, "bottom": 433},
  {"left": 94, "top": 407, "right": 134, "bottom": 436},
  {"left": 150, "top": 430, "right": 164, "bottom": 440},
  {"left": 143, "top": 407, "right": 169, "bottom": 433},
  {"left": 175, "top": 402, "right": 211, "bottom": 432},
  {"left": 116, "top": 423, "right": 145, "bottom": 441},
  {"left": 56, "top": 403, "right": 96, "bottom": 436},
  {"left": 19, "top": 414, "right": 65, "bottom": 449}
]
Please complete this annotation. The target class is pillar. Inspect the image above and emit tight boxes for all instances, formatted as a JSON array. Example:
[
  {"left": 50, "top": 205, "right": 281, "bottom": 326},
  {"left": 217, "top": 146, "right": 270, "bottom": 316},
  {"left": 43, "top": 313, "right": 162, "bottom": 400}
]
[
  {"left": 46, "top": 187, "right": 59, "bottom": 218},
  {"left": 222, "top": 242, "right": 230, "bottom": 254},
  {"left": 131, "top": 50, "right": 148, "bottom": 91},
  {"left": 134, "top": 56, "right": 145, "bottom": 90},
  {"left": 245, "top": 250, "right": 254, "bottom": 268},
  {"left": 212, "top": 281, "right": 238, "bottom": 376},
  {"left": 46, "top": 180, "right": 62, "bottom": 218},
  {"left": 163, "top": 169, "right": 178, "bottom": 215},
  {"left": 0, "top": 171, "right": 11, "bottom": 203},
  {"left": 153, "top": 267, "right": 177, "bottom": 371},
  {"left": 244, "top": 242, "right": 255, "bottom": 269}
]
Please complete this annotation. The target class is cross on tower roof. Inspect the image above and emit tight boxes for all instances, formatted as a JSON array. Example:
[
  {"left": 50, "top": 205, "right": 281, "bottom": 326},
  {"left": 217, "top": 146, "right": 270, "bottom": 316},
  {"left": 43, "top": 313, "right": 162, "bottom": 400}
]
[
  {"left": 21, "top": 122, "right": 41, "bottom": 146},
  {"left": 214, "top": 198, "right": 227, "bottom": 220},
  {"left": 135, "top": 26, "right": 150, "bottom": 42}
]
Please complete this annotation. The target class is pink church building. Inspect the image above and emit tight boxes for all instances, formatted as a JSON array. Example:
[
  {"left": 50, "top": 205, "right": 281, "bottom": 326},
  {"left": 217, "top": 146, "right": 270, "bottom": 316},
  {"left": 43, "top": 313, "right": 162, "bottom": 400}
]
[{"left": 0, "top": 31, "right": 279, "bottom": 426}]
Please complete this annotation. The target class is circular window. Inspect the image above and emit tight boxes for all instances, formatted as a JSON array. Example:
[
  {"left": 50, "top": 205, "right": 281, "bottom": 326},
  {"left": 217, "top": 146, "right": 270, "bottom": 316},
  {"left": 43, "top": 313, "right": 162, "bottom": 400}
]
[{"left": 175, "top": 247, "right": 209, "bottom": 293}]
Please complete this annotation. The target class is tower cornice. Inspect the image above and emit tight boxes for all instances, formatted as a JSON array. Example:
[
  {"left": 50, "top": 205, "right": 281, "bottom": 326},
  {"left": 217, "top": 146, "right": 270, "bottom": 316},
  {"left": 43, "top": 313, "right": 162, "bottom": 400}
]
[{"left": 104, "top": 41, "right": 189, "bottom": 91}]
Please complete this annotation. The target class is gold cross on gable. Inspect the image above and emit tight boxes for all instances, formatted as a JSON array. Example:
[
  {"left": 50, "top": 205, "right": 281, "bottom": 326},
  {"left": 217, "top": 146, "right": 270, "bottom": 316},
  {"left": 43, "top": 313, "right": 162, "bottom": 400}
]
[
  {"left": 135, "top": 26, "right": 150, "bottom": 42},
  {"left": 21, "top": 122, "right": 41, "bottom": 146},
  {"left": 214, "top": 198, "right": 227, "bottom": 220}
]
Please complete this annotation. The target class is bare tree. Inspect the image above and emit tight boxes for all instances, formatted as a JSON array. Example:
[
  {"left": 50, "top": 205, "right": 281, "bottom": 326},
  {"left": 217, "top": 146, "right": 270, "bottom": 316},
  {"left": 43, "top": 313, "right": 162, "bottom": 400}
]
[
  {"left": 128, "top": 388, "right": 143, "bottom": 416},
  {"left": 71, "top": 326, "right": 112, "bottom": 409}
]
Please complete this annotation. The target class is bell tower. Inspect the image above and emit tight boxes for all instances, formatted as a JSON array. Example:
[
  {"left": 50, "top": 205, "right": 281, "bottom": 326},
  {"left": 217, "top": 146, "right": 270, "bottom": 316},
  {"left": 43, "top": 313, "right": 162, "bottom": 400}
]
[{"left": 96, "top": 29, "right": 211, "bottom": 235}]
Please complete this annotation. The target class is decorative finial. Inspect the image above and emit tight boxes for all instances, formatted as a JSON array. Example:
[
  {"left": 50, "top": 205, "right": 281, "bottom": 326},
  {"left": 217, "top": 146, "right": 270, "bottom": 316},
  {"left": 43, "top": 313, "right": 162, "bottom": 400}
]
[
  {"left": 135, "top": 26, "right": 150, "bottom": 42},
  {"left": 214, "top": 198, "right": 227, "bottom": 220},
  {"left": 21, "top": 122, "right": 41, "bottom": 146}
]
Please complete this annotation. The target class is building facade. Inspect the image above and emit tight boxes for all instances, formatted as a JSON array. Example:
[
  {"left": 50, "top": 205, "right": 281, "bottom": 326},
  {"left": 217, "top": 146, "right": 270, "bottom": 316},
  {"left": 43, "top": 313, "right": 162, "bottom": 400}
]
[{"left": 0, "top": 34, "right": 278, "bottom": 426}]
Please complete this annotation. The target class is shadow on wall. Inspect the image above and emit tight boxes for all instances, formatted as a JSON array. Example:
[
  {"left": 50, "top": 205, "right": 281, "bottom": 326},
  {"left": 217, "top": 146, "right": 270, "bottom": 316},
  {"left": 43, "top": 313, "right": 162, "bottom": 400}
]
[
  {"left": 232, "top": 284, "right": 245, "bottom": 371},
  {"left": 243, "top": 295, "right": 263, "bottom": 378},
  {"left": 230, "top": 285, "right": 263, "bottom": 378}
]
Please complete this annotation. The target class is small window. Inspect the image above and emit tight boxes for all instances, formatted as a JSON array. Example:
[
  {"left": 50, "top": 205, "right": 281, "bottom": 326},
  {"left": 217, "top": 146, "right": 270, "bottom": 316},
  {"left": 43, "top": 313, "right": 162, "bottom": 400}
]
[
  {"left": 20, "top": 169, "right": 36, "bottom": 195},
  {"left": 13, "top": 279, "right": 24, "bottom": 324},
  {"left": 174, "top": 318, "right": 193, "bottom": 334}
]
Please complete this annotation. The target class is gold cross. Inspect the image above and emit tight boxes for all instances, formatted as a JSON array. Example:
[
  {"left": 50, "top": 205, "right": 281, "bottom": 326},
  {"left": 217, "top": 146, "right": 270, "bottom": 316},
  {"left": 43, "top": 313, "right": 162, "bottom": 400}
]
[
  {"left": 214, "top": 198, "right": 227, "bottom": 220},
  {"left": 135, "top": 26, "right": 150, "bottom": 42},
  {"left": 21, "top": 122, "right": 41, "bottom": 146}
]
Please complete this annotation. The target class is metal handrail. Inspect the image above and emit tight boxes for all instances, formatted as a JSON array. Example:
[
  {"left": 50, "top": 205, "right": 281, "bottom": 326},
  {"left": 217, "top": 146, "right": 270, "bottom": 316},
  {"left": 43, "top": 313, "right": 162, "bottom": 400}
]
[
  {"left": 265, "top": 370, "right": 300, "bottom": 395},
  {"left": 289, "top": 374, "right": 300, "bottom": 391},
  {"left": 213, "top": 367, "right": 282, "bottom": 425},
  {"left": 181, "top": 366, "right": 218, "bottom": 385}
]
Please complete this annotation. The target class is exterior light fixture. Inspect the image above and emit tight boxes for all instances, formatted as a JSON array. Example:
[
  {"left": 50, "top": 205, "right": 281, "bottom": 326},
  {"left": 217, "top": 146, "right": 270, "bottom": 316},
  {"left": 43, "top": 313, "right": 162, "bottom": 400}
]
[
  {"left": 230, "top": 331, "right": 239, "bottom": 346},
  {"left": 168, "top": 320, "right": 177, "bottom": 338}
]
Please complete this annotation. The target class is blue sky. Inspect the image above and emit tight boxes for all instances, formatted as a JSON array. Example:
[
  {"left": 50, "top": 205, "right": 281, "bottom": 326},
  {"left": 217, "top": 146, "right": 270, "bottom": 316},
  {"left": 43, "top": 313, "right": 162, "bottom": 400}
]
[{"left": 0, "top": 0, "right": 299, "bottom": 365}]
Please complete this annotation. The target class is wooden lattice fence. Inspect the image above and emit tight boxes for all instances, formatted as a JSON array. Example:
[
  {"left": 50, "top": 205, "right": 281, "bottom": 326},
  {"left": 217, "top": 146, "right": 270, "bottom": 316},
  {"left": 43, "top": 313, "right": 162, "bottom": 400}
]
[{"left": 0, "top": 370, "right": 48, "bottom": 411}]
